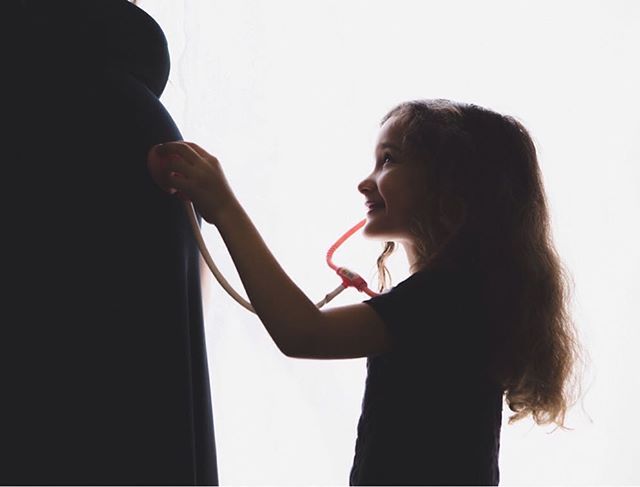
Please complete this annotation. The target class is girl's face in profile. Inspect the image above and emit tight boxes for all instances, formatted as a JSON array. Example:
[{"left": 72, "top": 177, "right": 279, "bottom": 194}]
[{"left": 358, "top": 115, "right": 428, "bottom": 243}]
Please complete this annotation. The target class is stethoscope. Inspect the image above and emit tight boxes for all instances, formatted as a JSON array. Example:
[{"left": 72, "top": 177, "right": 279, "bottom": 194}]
[{"left": 183, "top": 201, "right": 380, "bottom": 313}]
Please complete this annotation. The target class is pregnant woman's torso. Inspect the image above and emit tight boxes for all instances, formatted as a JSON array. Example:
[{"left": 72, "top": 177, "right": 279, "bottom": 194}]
[{"left": 4, "top": 1, "right": 218, "bottom": 484}]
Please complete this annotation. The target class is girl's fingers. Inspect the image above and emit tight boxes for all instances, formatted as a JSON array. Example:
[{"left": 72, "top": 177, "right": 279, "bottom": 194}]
[
  {"left": 157, "top": 141, "right": 201, "bottom": 166},
  {"left": 183, "top": 141, "right": 220, "bottom": 167},
  {"left": 168, "top": 171, "right": 192, "bottom": 190},
  {"left": 151, "top": 143, "right": 200, "bottom": 179},
  {"left": 148, "top": 141, "right": 215, "bottom": 202},
  {"left": 182, "top": 141, "right": 208, "bottom": 158},
  {"left": 175, "top": 191, "right": 191, "bottom": 202},
  {"left": 166, "top": 172, "right": 194, "bottom": 199},
  {"left": 162, "top": 155, "right": 193, "bottom": 177}
]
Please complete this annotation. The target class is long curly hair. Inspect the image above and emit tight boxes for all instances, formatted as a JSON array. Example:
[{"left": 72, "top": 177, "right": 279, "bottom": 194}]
[{"left": 376, "top": 99, "right": 582, "bottom": 427}]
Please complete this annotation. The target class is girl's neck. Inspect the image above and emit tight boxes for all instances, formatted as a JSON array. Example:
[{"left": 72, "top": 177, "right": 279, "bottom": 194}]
[{"left": 401, "top": 241, "right": 425, "bottom": 275}]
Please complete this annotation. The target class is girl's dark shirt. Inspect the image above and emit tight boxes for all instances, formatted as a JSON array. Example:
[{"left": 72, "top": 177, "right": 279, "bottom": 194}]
[{"left": 349, "top": 269, "right": 503, "bottom": 486}]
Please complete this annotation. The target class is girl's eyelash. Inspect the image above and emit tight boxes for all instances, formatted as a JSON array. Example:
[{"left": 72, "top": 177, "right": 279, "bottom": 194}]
[{"left": 375, "top": 153, "right": 394, "bottom": 168}]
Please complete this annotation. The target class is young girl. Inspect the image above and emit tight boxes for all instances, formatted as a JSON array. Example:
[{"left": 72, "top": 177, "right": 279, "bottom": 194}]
[{"left": 147, "top": 99, "right": 581, "bottom": 486}]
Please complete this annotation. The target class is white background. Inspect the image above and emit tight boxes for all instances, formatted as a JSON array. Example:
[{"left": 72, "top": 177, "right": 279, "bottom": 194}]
[{"left": 138, "top": 1, "right": 639, "bottom": 484}]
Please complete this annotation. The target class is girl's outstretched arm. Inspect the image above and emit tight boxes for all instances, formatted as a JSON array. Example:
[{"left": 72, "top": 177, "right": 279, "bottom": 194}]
[{"left": 147, "top": 141, "right": 391, "bottom": 359}]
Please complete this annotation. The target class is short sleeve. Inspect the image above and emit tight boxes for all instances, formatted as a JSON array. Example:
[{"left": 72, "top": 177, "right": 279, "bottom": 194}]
[{"left": 363, "top": 270, "right": 475, "bottom": 352}]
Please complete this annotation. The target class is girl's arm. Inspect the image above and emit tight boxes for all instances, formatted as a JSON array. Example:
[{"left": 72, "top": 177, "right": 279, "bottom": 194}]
[{"left": 147, "top": 141, "right": 392, "bottom": 359}]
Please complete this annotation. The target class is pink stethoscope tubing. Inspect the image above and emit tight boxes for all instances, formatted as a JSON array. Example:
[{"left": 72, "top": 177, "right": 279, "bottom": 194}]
[{"left": 184, "top": 201, "right": 379, "bottom": 314}]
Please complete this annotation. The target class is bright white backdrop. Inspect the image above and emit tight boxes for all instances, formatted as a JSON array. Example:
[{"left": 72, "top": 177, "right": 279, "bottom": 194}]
[{"left": 139, "top": 1, "right": 639, "bottom": 484}]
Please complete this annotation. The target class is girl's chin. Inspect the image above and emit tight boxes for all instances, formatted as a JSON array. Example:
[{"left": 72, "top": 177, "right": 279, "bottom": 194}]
[
  {"left": 363, "top": 218, "right": 407, "bottom": 242},
  {"left": 362, "top": 221, "right": 389, "bottom": 239}
]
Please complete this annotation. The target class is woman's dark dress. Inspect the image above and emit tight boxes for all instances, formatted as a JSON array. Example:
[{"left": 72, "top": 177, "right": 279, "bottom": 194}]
[
  {"left": 3, "top": 1, "right": 218, "bottom": 484},
  {"left": 350, "top": 269, "right": 503, "bottom": 486}
]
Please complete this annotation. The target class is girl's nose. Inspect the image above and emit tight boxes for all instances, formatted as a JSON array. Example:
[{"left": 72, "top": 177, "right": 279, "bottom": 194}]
[{"left": 358, "top": 176, "right": 375, "bottom": 195}]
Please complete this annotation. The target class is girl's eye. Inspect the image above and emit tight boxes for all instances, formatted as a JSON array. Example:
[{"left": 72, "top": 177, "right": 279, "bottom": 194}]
[{"left": 382, "top": 154, "right": 393, "bottom": 165}]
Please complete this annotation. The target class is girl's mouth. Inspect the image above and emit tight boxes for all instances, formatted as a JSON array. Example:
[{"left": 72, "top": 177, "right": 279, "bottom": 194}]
[{"left": 367, "top": 205, "right": 385, "bottom": 214}]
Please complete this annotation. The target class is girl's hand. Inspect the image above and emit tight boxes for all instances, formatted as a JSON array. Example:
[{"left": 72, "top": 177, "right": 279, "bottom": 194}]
[{"left": 147, "top": 141, "right": 236, "bottom": 225}]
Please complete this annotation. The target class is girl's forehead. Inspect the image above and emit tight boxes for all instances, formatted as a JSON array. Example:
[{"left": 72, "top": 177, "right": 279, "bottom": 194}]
[{"left": 376, "top": 115, "right": 406, "bottom": 149}]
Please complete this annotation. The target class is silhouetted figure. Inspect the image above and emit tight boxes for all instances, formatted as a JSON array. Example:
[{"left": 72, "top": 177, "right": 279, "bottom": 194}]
[
  {"left": 3, "top": 1, "right": 218, "bottom": 484},
  {"left": 148, "top": 98, "right": 581, "bottom": 485}
]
